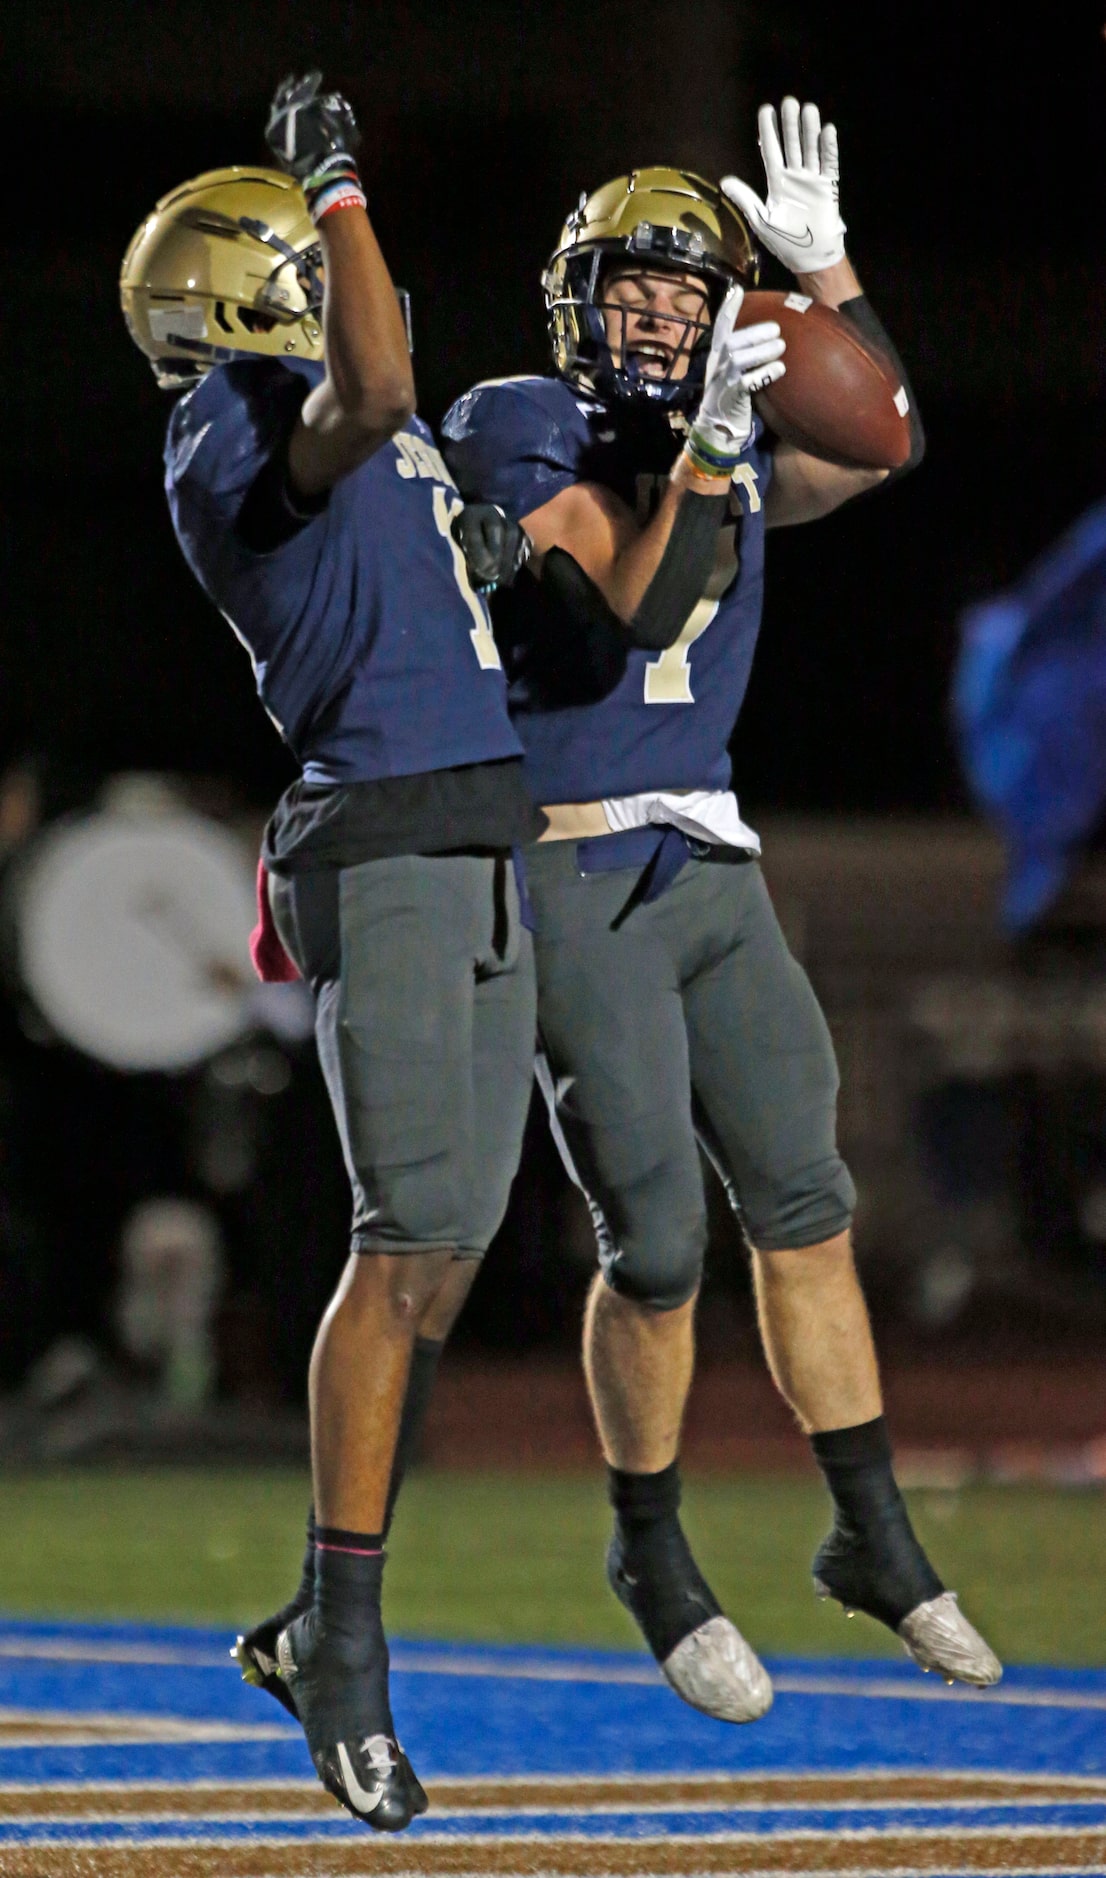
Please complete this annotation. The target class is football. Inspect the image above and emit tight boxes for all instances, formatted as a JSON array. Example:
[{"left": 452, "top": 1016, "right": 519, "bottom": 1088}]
[{"left": 735, "top": 289, "right": 911, "bottom": 470}]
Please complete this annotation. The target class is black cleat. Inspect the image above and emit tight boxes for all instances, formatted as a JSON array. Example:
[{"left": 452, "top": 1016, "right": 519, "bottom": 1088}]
[
  {"left": 276, "top": 1609, "right": 424, "bottom": 1830},
  {"left": 310, "top": 1731, "right": 428, "bottom": 1829},
  {"left": 813, "top": 1521, "right": 1002, "bottom": 1687},
  {"left": 813, "top": 1513, "right": 940, "bottom": 1631},
  {"left": 608, "top": 1523, "right": 772, "bottom": 1723},
  {"left": 232, "top": 1615, "right": 301, "bottom": 1721}
]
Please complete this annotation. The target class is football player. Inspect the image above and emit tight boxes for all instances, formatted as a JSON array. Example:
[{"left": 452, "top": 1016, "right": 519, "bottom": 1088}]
[
  {"left": 122, "top": 74, "right": 542, "bottom": 1827},
  {"left": 443, "top": 99, "right": 1001, "bottom": 1718}
]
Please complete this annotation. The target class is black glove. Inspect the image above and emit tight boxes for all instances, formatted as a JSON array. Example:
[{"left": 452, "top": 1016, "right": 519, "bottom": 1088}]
[
  {"left": 451, "top": 504, "right": 532, "bottom": 592},
  {"left": 266, "top": 72, "right": 363, "bottom": 221}
]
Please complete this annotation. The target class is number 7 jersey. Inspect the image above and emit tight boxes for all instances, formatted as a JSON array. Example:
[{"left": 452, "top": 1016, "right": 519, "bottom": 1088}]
[
  {"left": 166, "top": 358, "right": 520, "bottom": 785},
  {"left": 441, "top": 375, "right": 773, "bottom": 806}
]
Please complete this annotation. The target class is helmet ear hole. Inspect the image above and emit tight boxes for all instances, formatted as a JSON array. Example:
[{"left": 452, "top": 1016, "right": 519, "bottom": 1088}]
[
  {"left": 213, "top": 301, "right": 234, "bottom": 334},
  {"left": 237, "top": 308, "right": 278, "bottom": 335}
]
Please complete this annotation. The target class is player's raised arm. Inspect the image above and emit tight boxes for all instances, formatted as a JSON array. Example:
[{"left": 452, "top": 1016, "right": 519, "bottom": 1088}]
[
  {"left": 722, "top": 98, "right": 924, "bottom": 525},
  {"left": 266, "top": 73, "right": 415, "bottom": 498}
]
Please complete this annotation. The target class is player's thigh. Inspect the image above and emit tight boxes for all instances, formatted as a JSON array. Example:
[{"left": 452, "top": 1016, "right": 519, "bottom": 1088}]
[
  {"left": 464, "top": 869, "right": 539, "bottom": 1254},
  {"left": 684, "top": 863, "right": 855, "bottom": 1251},
  {"left": 295, "top": 857, "right": 487, "bottom": 1250},
  {"left": 527, "top": 843, "right": 707, "bottom": 1306}
]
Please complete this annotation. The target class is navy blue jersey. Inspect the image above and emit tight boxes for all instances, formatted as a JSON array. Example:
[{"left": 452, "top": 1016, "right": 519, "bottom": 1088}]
[
  {"left": 441, "top": 375, "right": 773, "bottom": 804},
  {"left": 165, "top": 358, "right": 523, "bottom": 785}
]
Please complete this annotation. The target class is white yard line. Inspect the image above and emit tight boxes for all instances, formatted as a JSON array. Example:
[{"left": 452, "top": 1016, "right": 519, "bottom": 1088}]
[
  {"left": 0, "top": 1634, "right": 1102, "bottom": 1715},
  {"left": 10, "top": 1822, "right": 1106, "bottom": 1846}
]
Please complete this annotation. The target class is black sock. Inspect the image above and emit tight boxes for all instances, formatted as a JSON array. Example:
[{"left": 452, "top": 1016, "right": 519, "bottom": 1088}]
[
  {"left": 608, "top": 1459, "right": 682, "bottom": 1530},
  {"left": 299, "top": 1528, "right": 393, "bottom": 1745},
  {"left": 810, "top": 1416, "right": 908, "bottom": 1527},
  {"left": 314, "top": 1527, "right": 386, "bottom": 1650},
  {"left": 811, "top": 1417, "right": 943, "bottom": 1626},
  {"left": 383, "top": 1336, "right": 444, "bottom": 1539},
  {"left": 315, "top": 1527, "right": 384, "bottom": 1559},
  {"left": 606, "top": 1461, "right": 721, "bottom": 1661}
]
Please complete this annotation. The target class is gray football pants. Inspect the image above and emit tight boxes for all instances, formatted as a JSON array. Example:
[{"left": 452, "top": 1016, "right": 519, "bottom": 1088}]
[
  {"left": 525, "top": 842, "right": 856, "bottom": 1310},
  {"left": 270, "top": 853, "right": 536, "bottom": 1256}
]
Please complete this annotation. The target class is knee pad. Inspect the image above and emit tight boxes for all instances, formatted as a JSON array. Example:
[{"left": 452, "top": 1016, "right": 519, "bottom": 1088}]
[{"left": 597, "top": 1191, "right": 707, "bottom": 1312}]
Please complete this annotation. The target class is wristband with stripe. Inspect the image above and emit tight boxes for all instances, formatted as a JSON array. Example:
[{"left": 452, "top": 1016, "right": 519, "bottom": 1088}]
[
  {"left": 671, "top": 450, "right": 732, "bottom": 493},
  {"left": 303, "top": 152, "right": 367, "bottom": 226},
  {"left": 310, "top": 181, "right": 368, "bottom": 222},
  {"left": 682, "top": 425, "right": 749, "bottom": 480}
]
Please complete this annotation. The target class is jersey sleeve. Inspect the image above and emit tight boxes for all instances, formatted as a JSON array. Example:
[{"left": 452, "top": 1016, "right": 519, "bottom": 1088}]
[
  {"left": 165, "top": 362, "right": 321, "bottom": 555},
  {"left": 441, "top": 381, "right": 582, "bottom": 522}
]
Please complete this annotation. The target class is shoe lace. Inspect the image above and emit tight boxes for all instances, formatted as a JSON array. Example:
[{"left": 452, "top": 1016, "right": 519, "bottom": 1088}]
[{"left": 358, "top": 1733, "right": 397, "bottom": 1779}]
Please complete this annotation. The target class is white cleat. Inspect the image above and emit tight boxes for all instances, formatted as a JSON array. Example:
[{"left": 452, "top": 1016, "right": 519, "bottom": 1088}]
[
  {"left": 897, "top": 1591, "right": 1003, "bottom": 1687},
  {"left": 662, "top": 1615, "right": 774, "bottom": 1722}
]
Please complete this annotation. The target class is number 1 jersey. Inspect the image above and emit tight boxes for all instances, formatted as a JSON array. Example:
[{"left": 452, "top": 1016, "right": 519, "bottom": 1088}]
[
  {"left": 165, "top": 358, "right": 523, "bottom": 786},
  {"left": 441, "top": 375, "right": 773, "bottom": 807}
]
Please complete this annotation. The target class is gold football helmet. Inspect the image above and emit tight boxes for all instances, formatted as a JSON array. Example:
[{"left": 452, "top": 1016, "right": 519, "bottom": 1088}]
[
  {"left": 543, "top": 167, "right": 759, "bottom": 409},
  {"left": 120, "top": 166, "right": 324, "bottom": 388}
]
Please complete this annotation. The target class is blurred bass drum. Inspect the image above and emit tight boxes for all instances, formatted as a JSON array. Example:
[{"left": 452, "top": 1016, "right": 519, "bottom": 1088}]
[{"left": 10, "top": 810, "right": 257, "bottom": 1073}]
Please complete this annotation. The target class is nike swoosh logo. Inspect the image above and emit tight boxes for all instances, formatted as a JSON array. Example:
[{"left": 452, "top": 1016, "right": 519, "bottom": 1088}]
[
  {"left": 766, "top": 220, "right": 813, "bottom": 247},
  {"left": 337, "top": 1741, "right": 386, "bottom": 1814}
]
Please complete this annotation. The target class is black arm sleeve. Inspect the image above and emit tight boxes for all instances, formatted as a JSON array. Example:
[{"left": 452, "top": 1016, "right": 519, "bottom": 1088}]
[
  {"left": 628, "top": 488, "right": 732, "bottom": 650},
  {"left": 540, "top": 546, "right": 627, "bottom": 633},
  {"left": 837, "top": 294, "right": 925, "bottom": 480},
  {"left": 541, "top": 486, "right": 730, "bottom": 655}
]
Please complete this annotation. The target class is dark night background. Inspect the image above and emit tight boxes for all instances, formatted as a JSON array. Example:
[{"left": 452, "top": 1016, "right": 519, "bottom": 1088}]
[
  {"left": 5, "top": 0, "right": 1104, "bottom": 814},
  {"left": 1, "top": 2, "right": 1104, "bottom": 1401}
]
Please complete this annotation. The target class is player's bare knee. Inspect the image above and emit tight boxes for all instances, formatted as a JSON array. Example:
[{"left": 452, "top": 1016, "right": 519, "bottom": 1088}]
[
  {"left": 342, "top": 1245, "right": 455, "bottom": 1323},
  {"left": 381, "top": 1248, "right": 456, "bottom": 1321}
]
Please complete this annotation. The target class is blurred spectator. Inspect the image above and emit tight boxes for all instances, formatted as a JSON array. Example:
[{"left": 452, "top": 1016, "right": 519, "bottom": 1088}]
[
  {"left": 116, "top": 1198, "right": 225, "bottom": 1407},
  {"left": 930, "top": 505, "right": 1106, "bottom": 1319},
  {"left": 954, "top": 499, "right": 1106, "bottom": 936}
]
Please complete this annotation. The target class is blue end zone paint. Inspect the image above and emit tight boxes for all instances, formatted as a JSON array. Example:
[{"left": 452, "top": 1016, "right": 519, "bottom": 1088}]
[{"left": 0, "top": 1619, "right": 1103, "bottom": 1788}]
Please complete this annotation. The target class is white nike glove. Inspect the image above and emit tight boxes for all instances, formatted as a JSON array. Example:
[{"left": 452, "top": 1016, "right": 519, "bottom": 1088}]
[
  {"left": 683, "top": 284, "right": 785, "bottom": 476},
  {"left": 721, "top": 97, "right": 846, "bottom": 276}
]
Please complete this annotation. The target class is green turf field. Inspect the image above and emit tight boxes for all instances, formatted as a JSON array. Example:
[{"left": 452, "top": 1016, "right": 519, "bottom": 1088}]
[{"left": 0, "top": 1468, "right": 1101, "bottom": 1665}]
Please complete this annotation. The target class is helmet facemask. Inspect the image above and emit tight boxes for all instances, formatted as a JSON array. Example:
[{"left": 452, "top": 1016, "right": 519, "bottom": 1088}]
[{"left": 559, "top": 248, "right": 719, "bottom": 412}]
